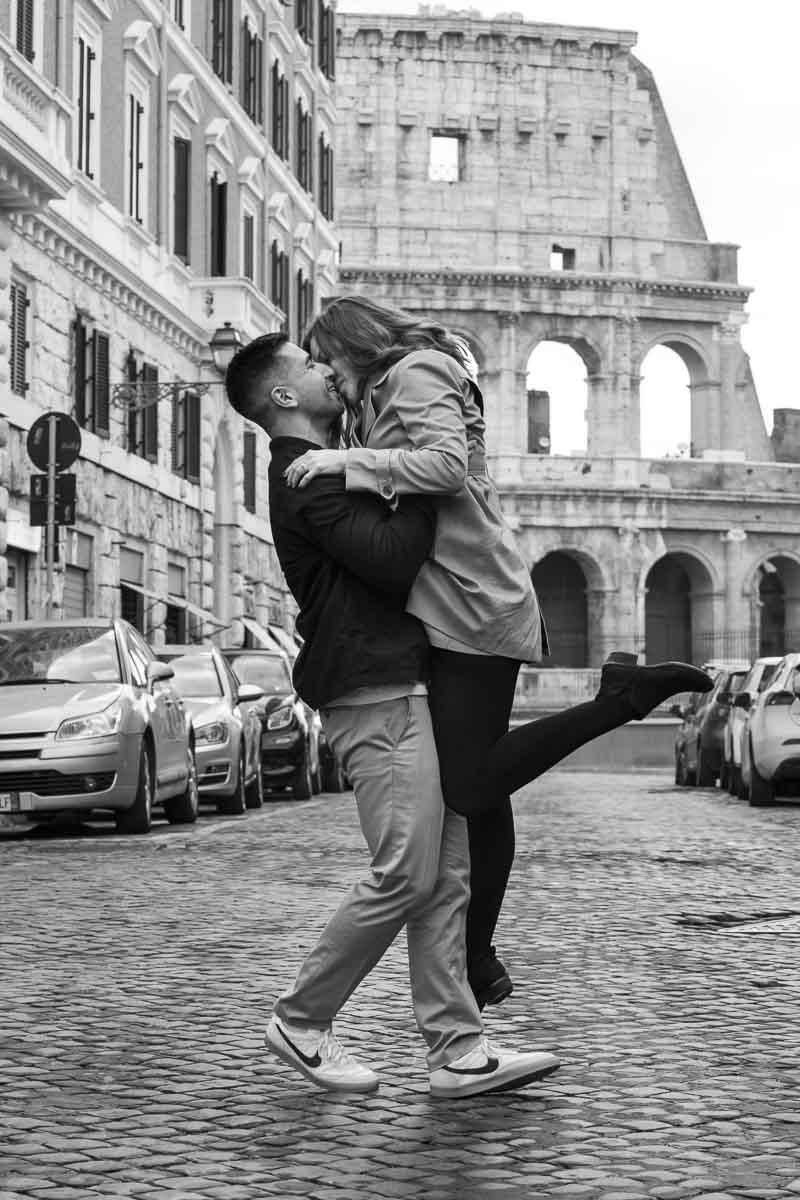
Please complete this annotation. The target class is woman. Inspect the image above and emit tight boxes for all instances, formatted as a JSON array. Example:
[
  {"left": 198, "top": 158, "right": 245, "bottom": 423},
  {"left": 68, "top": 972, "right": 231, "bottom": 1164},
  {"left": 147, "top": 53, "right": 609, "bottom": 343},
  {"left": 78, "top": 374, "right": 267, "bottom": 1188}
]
[{"left": 286, "top": 295, "right": 711, "bottom": 1010}]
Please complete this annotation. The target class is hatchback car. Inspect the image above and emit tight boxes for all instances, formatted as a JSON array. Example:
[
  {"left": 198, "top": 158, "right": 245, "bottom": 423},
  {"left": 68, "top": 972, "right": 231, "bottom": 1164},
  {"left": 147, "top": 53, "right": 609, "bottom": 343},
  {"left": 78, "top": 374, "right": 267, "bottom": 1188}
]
[
  {"left": 0, "top": 620, "right": 198, "bottom": 835},
  {"left": 220, "top": 648, "right": 324, "bottom": 799},
  {"left": 673, "top": 667, "right": 748, "bottom": 787},
  {"left": 721, "top": 656, "right": 781, "bottom": 795},
  {"left": 739, "top": 653, "right": 800, "bottom": 806},
  {"left": 156, "top": 647, "right": 264, "bottom": 814}
]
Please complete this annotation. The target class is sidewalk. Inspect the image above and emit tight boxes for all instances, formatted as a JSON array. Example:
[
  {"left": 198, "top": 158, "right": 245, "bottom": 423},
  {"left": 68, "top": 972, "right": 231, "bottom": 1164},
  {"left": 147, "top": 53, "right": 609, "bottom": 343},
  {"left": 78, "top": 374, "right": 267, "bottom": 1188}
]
[{"left": 1, "top": 771, "right": 798, "bottom": 1199}]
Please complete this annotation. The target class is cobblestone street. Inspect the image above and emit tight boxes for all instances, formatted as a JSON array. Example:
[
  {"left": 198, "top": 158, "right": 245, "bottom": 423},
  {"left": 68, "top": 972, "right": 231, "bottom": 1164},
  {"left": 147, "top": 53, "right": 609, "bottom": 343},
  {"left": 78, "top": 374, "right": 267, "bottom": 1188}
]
[{"left": 2, "top": 771, "right": 799, "bottom": 1200}]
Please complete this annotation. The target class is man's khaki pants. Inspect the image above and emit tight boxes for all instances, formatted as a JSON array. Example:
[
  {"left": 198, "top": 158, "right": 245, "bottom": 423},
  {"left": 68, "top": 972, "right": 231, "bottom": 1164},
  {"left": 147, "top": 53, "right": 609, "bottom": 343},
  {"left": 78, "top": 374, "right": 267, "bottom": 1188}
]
[{"left": 274, "top": 694, "right": 484, "bottom": 1071}]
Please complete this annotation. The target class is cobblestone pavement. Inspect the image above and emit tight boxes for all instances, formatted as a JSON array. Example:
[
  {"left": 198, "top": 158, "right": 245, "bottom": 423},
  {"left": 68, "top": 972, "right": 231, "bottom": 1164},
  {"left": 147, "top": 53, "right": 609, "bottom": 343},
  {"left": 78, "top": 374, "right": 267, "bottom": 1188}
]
[{"left": 2, "top": 771, "right": 799, "bottom": 1200}]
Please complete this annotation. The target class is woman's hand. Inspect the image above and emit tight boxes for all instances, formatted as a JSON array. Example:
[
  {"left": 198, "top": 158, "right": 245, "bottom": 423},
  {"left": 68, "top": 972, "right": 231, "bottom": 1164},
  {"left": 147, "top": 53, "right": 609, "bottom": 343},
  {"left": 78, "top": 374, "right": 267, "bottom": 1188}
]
[{"left": 284, "top": 449, "right": 348, "bottom": 488}]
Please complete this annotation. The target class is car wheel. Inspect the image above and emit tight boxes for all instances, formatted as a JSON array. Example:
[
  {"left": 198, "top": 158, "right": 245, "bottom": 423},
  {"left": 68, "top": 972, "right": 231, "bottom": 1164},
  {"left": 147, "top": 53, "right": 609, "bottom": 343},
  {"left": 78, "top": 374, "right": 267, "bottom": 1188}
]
[
  {"left": 245, "top": 760, "right": 264, "bottom": 810},
  {"left": 116, "top": 743, "right": 154, "bottom": 835},
  {"left": 218, "top": 751, "right": 247, "bottom": 815},
  {"left": 163, "top": 747, "right": 199, "bottom": 825},
  {"left": 748, "top": 742, "right": 774, "bottom": 807},
  {"left": 293, "top": 751, "right": 314, "bottom": 801},
  {"left": 696, "top": 746, "right": 717, "bottom": 788}
]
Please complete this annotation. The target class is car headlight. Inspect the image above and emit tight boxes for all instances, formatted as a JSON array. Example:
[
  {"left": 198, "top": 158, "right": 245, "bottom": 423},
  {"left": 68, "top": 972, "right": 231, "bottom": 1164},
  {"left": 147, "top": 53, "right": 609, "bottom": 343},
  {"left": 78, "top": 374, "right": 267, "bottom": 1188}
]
[
  {"left": 195, "top": 721, "right": 229, "bottom": 745},
  {"left": 267, "top": 706, "right": 295, "bottom": 731},
  {"left": 56, "top": 700, "right": 124, "bottom": 741}
]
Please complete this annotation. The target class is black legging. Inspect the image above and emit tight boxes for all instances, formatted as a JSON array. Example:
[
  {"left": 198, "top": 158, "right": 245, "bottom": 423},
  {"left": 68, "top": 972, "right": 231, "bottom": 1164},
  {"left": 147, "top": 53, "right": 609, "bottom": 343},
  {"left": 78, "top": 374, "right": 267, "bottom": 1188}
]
[{"left": 426, "top": 649, "right": 636, "bottom": 968}]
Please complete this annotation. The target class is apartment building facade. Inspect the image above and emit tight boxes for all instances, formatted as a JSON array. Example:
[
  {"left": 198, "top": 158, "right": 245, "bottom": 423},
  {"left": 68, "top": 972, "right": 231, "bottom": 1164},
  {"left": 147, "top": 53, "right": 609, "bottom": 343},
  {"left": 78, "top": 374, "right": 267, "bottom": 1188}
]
[{"left": 0, "top": 0, "right": 337, "bottom": 643}]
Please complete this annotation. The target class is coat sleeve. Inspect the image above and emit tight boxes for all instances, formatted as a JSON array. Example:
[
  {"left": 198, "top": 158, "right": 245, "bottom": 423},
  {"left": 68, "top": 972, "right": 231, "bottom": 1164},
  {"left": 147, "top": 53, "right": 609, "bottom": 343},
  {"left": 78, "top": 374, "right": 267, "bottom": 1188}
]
[
  {"left": 294, "top": 476, "right": 436, "bottom": 600},
  {"left": 345, "top": 351, "right": 469, "bottom": 505}
]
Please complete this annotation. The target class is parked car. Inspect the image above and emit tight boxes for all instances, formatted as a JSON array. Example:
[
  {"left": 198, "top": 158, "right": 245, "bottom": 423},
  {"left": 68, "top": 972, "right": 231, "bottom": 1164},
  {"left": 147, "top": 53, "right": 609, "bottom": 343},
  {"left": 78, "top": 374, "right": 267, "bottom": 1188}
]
[
  {"left": 220, "top": 648, "right": 324, "bottom": 799},
  {"left": 673, "top": 666, "right": 748, "bottom": 787},
  {"left": 722, "top": 656, "right": 781, "bottom": 795},
  {"left": 739, "top": 653, "right": 800, "bottom": 806},
  {"left": 0, "top": 619, "right": 198, "bottom": 836},
  {"left": 156, "top": 646, "right": 264, "bottom": 814}
]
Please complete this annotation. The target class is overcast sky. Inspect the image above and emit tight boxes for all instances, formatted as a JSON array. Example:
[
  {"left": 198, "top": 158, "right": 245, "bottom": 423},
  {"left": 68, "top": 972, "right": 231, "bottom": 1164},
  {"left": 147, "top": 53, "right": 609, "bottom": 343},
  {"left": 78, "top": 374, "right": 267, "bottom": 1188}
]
[{"left": 338, "top": 0, "right": 800, "bottom": 456}]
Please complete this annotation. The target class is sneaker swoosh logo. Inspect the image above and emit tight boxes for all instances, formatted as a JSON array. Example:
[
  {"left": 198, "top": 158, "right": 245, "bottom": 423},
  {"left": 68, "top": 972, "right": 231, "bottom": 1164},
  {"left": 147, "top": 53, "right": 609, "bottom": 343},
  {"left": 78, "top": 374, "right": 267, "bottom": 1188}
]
[
  {"left": 276, "top": 1024, "right": 322, "bottom": 1069},
  {"left": 444, "top": 1056, "right": 499, "bottom": 1076}
]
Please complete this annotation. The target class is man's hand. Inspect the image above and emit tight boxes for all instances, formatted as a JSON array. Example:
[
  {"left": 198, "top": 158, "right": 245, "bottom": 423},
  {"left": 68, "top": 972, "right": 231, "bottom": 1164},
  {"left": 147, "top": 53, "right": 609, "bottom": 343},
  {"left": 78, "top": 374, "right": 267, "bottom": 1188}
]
[{"left": 285, "top": 449, "right": 347, "bottom": 489}]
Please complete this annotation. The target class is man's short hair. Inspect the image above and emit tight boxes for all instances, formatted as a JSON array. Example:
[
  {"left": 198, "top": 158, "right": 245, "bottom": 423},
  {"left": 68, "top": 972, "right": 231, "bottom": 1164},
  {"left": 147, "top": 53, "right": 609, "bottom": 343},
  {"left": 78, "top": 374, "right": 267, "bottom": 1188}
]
[{"left": 225, "top": 331, "right": 289, "bottom": 421}]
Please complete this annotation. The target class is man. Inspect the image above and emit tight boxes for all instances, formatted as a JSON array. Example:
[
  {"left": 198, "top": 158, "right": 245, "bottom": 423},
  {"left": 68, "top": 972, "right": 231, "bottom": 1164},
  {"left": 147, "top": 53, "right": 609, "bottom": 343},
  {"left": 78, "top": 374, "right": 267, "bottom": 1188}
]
[{"left": 225, "top": 332, "right": 560, "bottom": 1098}]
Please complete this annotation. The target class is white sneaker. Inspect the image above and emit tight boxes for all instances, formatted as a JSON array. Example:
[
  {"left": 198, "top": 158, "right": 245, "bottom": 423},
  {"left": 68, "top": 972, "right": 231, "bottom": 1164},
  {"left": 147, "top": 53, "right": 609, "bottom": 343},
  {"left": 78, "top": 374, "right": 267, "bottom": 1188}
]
[
  {"left": 265, "top": 1015, "right": 379, "bottom": 1094},
  {"left": 430, "top": 1037, "right": 560, "bottom": 1099}
]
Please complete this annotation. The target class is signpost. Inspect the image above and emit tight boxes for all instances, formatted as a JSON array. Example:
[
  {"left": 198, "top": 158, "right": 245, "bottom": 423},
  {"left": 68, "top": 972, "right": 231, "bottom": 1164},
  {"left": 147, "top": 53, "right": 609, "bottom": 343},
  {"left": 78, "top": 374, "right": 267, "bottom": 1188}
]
[{"left": 26, "top": 413, "right": 81, "bottom": 619}]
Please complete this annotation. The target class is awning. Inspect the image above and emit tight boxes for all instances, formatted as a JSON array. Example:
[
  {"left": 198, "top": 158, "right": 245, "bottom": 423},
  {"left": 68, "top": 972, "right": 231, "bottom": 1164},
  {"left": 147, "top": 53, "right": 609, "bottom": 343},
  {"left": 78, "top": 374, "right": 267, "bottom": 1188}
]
[
  {"left": 241, "top": 616, "right": 299, "bottom": 657},
  {"left": 118, "top": 582, "right": 226, "bottom": 628}
]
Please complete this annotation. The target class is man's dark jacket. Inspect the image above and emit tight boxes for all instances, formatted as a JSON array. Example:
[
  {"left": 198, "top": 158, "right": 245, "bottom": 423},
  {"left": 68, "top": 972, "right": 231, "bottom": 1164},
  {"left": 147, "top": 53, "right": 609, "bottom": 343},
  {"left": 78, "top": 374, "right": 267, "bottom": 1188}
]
[{"left": 268, "top": 436, "right": 436, "bottom": 709}]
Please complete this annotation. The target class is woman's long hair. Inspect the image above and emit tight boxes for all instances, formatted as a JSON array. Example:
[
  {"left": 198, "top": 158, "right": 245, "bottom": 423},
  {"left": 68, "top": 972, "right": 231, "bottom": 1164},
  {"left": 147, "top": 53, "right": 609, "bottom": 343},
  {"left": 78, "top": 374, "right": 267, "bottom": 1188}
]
[{"left": 303, "top": 295, "right": 472, "bottom": 410}]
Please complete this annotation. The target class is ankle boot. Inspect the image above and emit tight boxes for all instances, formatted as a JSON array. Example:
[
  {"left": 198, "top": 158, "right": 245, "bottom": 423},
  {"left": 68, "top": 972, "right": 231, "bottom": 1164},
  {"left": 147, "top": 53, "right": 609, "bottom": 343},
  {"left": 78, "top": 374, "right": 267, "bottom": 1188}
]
[{"left": 597, "top": 652, "right": 713, "bottom": 719}]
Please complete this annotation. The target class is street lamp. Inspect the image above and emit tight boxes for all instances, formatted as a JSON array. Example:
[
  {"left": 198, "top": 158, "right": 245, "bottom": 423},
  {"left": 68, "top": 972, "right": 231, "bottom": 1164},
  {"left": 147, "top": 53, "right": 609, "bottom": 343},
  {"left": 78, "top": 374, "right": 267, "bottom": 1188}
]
[
  {"left": 209, "top": 322, "right": 245, "bottom": 374},
  {"left": 110, "top": 323, "right": 246, "bottom": 410}
]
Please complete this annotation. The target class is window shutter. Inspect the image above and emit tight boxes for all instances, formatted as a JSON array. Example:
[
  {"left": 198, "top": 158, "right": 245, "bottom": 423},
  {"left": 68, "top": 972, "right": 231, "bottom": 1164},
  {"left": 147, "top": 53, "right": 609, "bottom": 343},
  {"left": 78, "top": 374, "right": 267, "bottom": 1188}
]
[
  {"left": 241, "top": 17, "right": 249, "bottom": 110},
  {"left": 174, "top": 138, "right": 190, "bottom": 262},
  {"left": 243, "top": 428, "right": 256, "bottom": 514},
  {"left": 126, "top": 349, "right": 138, "bottom": 451},
  {"left": 9, "top": 282, "right": 29, "bottom": 396},
  {"left": 227, "top": 0, "right": 234, "bottom": 85},
  {"left": 142, "top": 364, "right": 159, "bottom": 463},
  {"left": 243, "top": 213, "right": 254, "bottom": 280},
  {"left": 93, "top": 332, "right": 110, "bottom": 435},
  {"left": 257, "top": 36, "right": 264, "bottom": 124},
  {"left": 85, "top": 46, "right": 96, "bottom": 179},
  {"left": 74, "top": 315, "right": 87, "bottom": 425},
  {"left": 171, "top": 386, "right": 180, "bottom": 472},
  {"left": 186, "top": 391, "right": 201, "bottom": 483},
  {"left": 17, "top": 0, "right": 35, "bottom": 61},
  {"left": 328, "top": 5, "right": 335, "bottom": 78}
]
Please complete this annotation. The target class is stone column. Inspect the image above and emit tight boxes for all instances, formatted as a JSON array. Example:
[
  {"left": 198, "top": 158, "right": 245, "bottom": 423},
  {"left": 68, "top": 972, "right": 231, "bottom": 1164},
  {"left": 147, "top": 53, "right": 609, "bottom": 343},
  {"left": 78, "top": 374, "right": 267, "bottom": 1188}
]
[
  {"left": 689, "top": 380, "right": 720, "bottom": 456},
  {"left": 486, "top": 310, "right": 524, "bottom": 454},
  {"left": 718, "top": 320, "right": 745, "bottom": 452},
  {"left": 587, "top": 316, "right": 640, "bottom": 458}
]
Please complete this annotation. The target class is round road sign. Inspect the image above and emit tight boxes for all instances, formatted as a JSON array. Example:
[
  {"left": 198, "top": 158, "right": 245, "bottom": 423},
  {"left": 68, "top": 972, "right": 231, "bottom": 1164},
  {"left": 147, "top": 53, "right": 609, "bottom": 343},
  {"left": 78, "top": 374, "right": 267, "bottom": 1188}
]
[{"left": 27, "top": 412, "right": 82, "bottom": 473}]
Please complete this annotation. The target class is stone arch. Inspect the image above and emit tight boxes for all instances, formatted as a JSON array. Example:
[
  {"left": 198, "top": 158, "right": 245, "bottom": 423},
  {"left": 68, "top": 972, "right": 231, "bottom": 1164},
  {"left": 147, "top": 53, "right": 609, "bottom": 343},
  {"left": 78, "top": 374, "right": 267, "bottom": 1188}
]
[
  {"left": 743, "top": 551, "right": 800, "bottom": 657},
  {"left": 518, "top": 322, "right": 604, "bottom": 377},
  {"left": 636, "top": 331, "right": 712, "bottom": 385},
  {"left": 530, "top": 544, "right": 609, "bottom": 667},
  {"left": 641, "top": 548, "right": 716, "bottom": 664},
  {"left": 637, "top": 331, "right": 716, "bottom": 458}
]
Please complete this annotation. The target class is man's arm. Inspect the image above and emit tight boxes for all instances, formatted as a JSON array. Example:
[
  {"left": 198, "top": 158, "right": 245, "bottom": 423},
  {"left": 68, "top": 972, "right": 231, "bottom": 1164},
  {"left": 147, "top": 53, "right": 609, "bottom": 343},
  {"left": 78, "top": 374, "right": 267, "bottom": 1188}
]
[{"left": 292, "top": 475, "right": 435, "bottom": 599}]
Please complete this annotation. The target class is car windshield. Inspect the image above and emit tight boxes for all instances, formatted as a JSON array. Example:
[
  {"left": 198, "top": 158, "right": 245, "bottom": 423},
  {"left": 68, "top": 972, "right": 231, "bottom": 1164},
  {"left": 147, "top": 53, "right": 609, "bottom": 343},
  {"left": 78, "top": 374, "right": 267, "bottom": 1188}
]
[
  {"left": 167, "top": 655, "right": 223, "bottom": 698},
  {"left": 729, "top": 671, "right": 747, "bottom": 692},
  {"left": 0, "top": 626, "right": 121, "bottom": 684},
  {"left": 227, "top": 654, "right": 291, "bottom": 694}
]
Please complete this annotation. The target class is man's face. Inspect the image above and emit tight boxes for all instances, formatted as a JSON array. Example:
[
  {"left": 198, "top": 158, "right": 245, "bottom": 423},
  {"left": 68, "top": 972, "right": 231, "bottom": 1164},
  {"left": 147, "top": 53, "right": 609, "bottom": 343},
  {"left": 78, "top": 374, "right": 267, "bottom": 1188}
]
[
  {"left": 271, "top": 341, "right": 344, "bottom": 420},
  {"left": 309, "top": 337, "right": 360, "bottom": 406}
]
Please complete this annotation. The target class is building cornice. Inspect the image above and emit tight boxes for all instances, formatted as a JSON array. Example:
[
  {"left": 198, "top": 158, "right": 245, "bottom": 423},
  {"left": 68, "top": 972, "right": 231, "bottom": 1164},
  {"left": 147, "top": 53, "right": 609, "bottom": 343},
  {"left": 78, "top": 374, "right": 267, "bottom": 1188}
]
[
  {"left": 337, "top": 267, "right": 752, "bottom": 303},
  {"left": 12, "top": 210, "right": 209, "bottom": 359}
]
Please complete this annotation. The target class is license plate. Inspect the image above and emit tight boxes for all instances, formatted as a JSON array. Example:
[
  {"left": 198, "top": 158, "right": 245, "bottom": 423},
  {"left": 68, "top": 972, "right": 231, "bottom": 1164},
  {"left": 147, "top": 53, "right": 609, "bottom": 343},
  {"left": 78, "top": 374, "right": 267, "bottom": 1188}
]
[{"left": 0, "top": 792, "right": 20, "bottom": 812}]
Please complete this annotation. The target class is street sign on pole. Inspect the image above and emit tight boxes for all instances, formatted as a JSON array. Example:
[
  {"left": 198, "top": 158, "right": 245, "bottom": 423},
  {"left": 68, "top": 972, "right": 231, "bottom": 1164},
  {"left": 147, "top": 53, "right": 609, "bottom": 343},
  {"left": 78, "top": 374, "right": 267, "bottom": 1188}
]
[
  {"left": 29, "top": 474, "right": 77, "bottom": 527},
  {"left": 27, "top": 413, "right": 81, "bottom": 472},
  {"left": 26, "top": 412, "right": 82, "bottom": 619}
]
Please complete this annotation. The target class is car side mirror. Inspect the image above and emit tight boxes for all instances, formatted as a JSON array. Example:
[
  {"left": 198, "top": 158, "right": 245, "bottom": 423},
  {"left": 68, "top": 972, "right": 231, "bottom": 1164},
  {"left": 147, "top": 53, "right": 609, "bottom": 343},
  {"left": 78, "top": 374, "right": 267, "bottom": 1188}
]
[
  {"left": 733, "top": 693, "right": 751, "bottom": 710},
  {"left": 237, "top": 682, "right": 264, "bottom": 703},
  {"left": 669, "top": 703, "right": 683, "bottom": 718},
  {"left": 147, "top": 661, "right": 174, "bottom": 689},
  {"left": 717, "top": 692, "right": 731, "bottom": 707}
]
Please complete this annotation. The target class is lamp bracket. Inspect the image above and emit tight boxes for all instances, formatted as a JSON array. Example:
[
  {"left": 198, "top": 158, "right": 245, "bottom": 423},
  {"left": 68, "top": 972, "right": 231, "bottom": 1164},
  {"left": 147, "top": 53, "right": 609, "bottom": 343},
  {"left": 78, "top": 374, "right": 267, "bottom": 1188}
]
[{"left": 110, "top": 380, "right": 220, "bottom": 411}]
